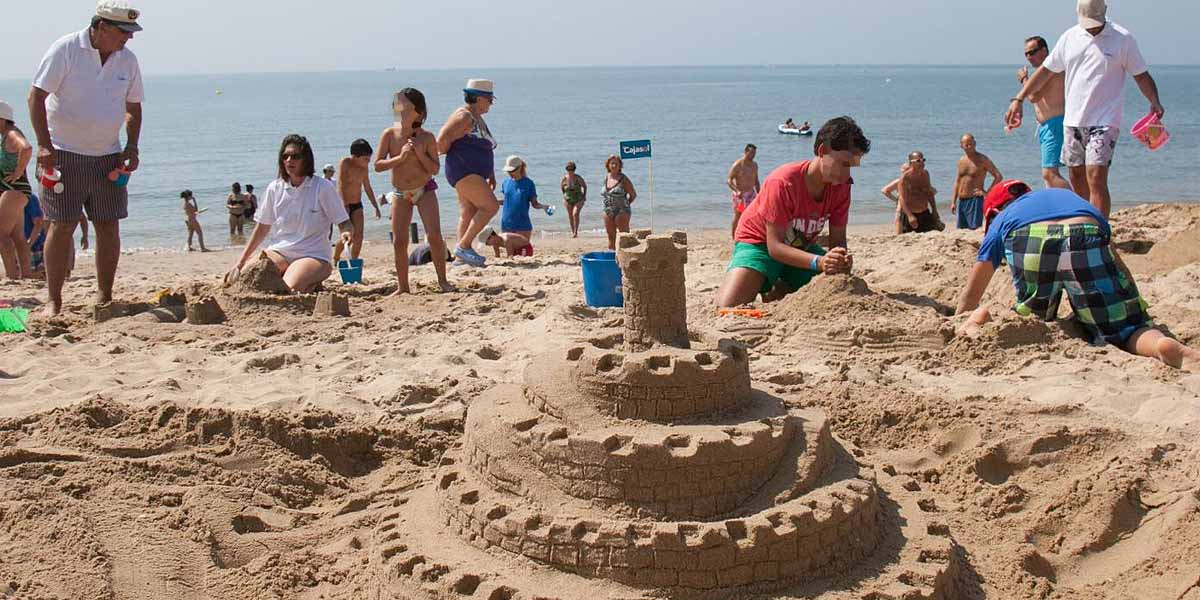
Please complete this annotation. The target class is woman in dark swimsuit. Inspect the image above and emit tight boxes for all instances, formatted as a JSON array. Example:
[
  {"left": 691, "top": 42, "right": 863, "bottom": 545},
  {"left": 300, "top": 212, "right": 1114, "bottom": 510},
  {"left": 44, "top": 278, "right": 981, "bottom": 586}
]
[{"left": 437, "top": 78, "right": 498, "bottom": 267}]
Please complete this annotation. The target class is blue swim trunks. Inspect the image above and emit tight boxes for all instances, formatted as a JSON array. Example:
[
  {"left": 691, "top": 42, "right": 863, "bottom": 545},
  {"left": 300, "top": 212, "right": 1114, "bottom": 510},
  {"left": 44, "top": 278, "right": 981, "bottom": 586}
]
[
  {"left": 1038, "top": 115, "right": 1065, "bottom": 169},
  {"left": 957, "top": 196, "right": 984, "bottom": 230}
]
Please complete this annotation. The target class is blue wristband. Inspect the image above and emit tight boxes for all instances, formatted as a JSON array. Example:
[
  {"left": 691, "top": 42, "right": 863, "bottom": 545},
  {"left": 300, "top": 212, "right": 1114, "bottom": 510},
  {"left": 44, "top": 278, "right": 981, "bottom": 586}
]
[{"left": 810, "top": 256, "right": 820, "bottom": 271}]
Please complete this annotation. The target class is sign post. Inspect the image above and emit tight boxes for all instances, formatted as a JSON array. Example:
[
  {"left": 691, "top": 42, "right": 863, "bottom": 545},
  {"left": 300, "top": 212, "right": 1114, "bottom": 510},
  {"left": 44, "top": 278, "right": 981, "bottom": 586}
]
[{"left": 619, "top": 139, "right": 653, "bottom": 230}]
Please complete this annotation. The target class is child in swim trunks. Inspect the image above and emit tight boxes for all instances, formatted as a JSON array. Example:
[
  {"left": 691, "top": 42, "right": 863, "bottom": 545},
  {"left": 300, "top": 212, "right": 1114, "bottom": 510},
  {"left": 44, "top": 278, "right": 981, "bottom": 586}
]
[
  {"left": 955, "top": 181, "right": 1200, "bottom": 370},
  {"left": 375, "top": 88, "right": 453, "bottom": 294}
]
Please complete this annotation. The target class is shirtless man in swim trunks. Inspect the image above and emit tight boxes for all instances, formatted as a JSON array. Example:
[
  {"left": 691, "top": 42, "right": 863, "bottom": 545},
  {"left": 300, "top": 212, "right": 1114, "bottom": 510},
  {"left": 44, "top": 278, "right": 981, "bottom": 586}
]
[
  {"left": 726, "top": 144, "right": 760, "bottom": 238},
  {"left": 1016, "top": 36, "right": 1070, "bottom": 190},
  {"left": 376, "top": 88, "right": 452, "bottom": 294},
  {"left": 332, "top": 139, "right": 380, "bottom": 264},
  {"left": 951, "top": 134, "right": 1002, "bottom": 231},
  {"left": 897, "top": 151, "right": 942, "bottom": 234}
]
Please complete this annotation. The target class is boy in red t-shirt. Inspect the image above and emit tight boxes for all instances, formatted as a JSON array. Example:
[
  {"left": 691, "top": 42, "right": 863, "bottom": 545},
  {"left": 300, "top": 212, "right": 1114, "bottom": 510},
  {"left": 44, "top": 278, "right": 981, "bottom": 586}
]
[{"left": 715, "top": 117, "right": 871, "bottom": 307}]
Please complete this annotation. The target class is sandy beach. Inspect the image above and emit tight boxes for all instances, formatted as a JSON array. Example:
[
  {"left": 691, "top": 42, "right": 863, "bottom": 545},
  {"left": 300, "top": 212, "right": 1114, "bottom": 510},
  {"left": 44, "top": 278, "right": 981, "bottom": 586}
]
[{"left": 1, "top": 204, "right": 1199, "bottom": 600}]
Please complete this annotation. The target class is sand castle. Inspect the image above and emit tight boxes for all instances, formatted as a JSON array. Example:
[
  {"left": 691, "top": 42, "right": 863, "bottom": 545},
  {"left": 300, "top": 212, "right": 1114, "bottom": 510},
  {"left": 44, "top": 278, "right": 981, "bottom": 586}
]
[{"left": 372, "top": 231, "right": 960, "bottom": 599}]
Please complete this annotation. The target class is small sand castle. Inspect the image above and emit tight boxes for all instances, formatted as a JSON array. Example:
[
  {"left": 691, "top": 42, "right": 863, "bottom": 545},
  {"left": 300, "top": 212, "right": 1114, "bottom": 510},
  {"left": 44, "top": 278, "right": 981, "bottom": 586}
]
[{"left": 372, "top": 231, "right": 961, "bottom": 599}]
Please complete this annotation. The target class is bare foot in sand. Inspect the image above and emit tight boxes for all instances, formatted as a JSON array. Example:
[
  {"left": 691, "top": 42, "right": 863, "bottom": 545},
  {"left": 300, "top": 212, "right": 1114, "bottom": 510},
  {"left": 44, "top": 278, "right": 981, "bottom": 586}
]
[
  {"left": 389, "top": 286, "right": 411, "bottom": 297},
  {"left": 41, "top": 304, "right": 60, "bottom": 318},
  {"left": 1153, "top": 337, "right": 1200, "bottom": 371},
  {"left": 437, "top": 281, "right": 457, "bottom": 293}
]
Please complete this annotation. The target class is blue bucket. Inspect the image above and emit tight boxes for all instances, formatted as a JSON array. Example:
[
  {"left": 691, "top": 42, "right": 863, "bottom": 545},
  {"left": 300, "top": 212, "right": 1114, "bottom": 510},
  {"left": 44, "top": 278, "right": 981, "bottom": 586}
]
[
  {"left": 581, "top": 251, "right": 623, "bottom": 307},
  {"left": 337, "top": 259, "right": 364, "bottom": 284}
]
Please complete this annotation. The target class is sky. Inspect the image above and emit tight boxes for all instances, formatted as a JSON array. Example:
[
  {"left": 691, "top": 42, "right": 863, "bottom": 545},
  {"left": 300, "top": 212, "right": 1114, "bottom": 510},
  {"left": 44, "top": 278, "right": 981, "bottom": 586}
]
[{"left": 2, "top": 0, "right": 1198, "bottom": 79}]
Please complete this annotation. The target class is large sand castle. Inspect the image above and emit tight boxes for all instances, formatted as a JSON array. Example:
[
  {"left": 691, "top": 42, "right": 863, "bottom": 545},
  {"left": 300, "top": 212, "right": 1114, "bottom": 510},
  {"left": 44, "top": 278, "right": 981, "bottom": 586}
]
[{"left": 371, "top": 231, "right": 962, "bottom": 599}]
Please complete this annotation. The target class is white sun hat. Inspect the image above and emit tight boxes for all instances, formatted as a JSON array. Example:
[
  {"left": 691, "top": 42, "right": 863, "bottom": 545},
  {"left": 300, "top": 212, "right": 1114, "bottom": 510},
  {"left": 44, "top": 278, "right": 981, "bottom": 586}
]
[
  {"left": 503, "top": 155, "right": 525, "bottom": 173},
  {"left": 0, "top": 101, "right": 14, "bottom": 123}
]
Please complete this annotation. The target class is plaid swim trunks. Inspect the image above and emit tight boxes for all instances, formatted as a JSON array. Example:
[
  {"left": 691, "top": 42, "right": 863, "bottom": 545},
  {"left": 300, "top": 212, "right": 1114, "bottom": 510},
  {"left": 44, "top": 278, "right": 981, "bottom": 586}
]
[{"left": 1004, "top": 223, "right": 1151, "bottom": 347}]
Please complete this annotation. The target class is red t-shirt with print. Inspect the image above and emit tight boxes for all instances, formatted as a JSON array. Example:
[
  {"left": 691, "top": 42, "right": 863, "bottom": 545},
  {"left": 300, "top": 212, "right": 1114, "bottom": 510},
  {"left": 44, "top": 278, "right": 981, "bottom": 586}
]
[{"left": 734, "top": 160, "right": 852, "bottom": 248}]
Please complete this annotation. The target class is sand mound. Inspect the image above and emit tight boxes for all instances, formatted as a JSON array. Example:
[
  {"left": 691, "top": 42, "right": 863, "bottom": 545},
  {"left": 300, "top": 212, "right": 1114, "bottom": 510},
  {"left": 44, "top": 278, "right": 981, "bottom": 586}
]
[
  {"left": 229, "top": 254, "right": 290, "bottom": 295},
  {"left": 774, "top": 275, "right": 910, "bottom": 321}
]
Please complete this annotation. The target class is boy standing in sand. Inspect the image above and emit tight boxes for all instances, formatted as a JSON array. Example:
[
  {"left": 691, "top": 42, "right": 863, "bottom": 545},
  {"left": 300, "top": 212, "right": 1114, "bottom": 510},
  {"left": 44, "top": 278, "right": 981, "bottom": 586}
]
[
  {"left": 955, "top": 180, "right": 1199, "bottom": 370},
  {"left": 333, "top": 139, "right": 381, "bottom": 264},
  {"left": 375, "top": 88, "right": 453, "bottom": 294},
  {"left": 726, "top": 144, "right": 760, "bottom": 239},
  {"left": 715, "top": 117, "right": 869, "bottom": 307},
  {"left": 897, "top": 151, "right": 943, "bottom": 234},
  {"left": 951, "top": 134, "right": 1002, "bottom": 231}
]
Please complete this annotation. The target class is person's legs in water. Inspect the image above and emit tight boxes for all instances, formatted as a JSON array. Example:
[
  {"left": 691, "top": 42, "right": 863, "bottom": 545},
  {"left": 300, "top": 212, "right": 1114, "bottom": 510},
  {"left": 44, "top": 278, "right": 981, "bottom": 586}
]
[
  {"left": 92, "top": 220, "right": 121, "bottom": 305},
  {"left": 229, "top": 214, "right": 238, "bottom": 237},
  {"left": 453, "top": 175, "right": 498, "bottom": 261},
  {"left": 416, "top": 190, "right": 454, "bottom": 292},
  {"left": 0, "top": 191, "right": 25, "bottom": 279},
  {"left": 568, "top": 201, "right": 582, "bottom": 238},
  {"left": 191, "top": 218, "right": 209, "bottom": 251},
  {"left": 390, "top": 194, "right": 414, "bottom": 295},
  {"left": 43, "top": 220, "right": 79, "bottom": 315}
]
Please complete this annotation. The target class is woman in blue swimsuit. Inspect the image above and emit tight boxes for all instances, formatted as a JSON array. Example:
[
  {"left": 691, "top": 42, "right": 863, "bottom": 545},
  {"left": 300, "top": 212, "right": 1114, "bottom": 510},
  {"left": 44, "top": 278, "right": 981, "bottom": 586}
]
[{"left": 437, "top": 79, "right": 498, "bottom": 267}]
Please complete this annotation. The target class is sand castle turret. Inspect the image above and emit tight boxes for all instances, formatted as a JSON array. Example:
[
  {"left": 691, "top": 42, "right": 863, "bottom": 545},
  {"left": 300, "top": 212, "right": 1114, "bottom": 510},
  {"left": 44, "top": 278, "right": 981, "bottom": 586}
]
[
  {"left": 618, "top": 230, "right": 690, "bottom": 350},
  {"left": 369, "top": 231, "right": 962, "bottom": 599}
]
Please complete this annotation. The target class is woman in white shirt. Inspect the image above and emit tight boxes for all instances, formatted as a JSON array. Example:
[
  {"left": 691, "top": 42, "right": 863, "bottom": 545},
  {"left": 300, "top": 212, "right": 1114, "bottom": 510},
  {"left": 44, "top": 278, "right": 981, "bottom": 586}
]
[{"left": 229, "top": 134, "right": 352, "bottom": 293}]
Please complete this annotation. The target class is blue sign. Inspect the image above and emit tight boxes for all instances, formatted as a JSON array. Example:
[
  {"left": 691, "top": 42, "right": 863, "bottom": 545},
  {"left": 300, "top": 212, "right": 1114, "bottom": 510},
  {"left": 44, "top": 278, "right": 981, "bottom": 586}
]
[{"left": 619, "top": 139, "right": 652, "bottom": 160}]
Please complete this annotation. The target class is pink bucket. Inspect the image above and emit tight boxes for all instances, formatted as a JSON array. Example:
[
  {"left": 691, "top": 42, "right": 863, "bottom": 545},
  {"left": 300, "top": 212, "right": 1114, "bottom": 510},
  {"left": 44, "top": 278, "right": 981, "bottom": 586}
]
[{"left": 1130, "top": 112, "right": 1170, "bottom": 151}]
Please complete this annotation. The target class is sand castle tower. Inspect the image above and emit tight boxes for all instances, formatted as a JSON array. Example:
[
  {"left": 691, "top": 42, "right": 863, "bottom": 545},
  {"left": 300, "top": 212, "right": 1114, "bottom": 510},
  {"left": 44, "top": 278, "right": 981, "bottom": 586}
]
[{"left": 370, "top": 231, "right": 961, "bottom": 599}]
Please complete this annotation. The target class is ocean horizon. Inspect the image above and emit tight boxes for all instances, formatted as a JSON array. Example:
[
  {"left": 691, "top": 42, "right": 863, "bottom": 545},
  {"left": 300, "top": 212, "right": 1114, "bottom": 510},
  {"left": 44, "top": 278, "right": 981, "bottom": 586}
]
[{"left": 2, "top": 64, "right": 1196, "bottom": 252}]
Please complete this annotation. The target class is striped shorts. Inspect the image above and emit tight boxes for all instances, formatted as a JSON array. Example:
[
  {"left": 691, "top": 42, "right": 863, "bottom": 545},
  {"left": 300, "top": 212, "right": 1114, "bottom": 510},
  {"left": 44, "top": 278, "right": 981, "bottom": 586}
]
[
  {"left": 1004, "top": 223, "right": 1151, "bottom": 347},
  {"left": 39, "top": 150, "right": 128, "bottom": 222}
]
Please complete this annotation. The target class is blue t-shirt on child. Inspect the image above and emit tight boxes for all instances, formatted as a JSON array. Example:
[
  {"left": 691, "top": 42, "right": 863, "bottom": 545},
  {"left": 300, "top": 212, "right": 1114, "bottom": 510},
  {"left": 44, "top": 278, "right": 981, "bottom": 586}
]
[
  {"left": 23, "top": 194, "right": 46, "bottom": 254},
  {"left": 977, "top": 188, "right": 1108, "bottom": 268},
  {"left": 501, "top": 177, "right": 538, "bottom": 232}
]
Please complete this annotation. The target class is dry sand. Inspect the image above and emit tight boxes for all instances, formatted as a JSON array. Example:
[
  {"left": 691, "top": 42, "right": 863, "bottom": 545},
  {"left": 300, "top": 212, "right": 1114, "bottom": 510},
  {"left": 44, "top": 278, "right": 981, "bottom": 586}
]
[{"left": 1, "top": 205, "right": 1198, "bottom": 599}]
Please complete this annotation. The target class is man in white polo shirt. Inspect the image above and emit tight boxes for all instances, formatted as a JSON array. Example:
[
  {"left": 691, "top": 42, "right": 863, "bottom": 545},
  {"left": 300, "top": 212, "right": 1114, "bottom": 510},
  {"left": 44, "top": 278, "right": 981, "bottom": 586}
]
[
  {"left": 27, "top": 0, "right": 144, "bottom": 316},
  {"left": 1004, "top": 0, "right": 1163, "bottom": 218}
]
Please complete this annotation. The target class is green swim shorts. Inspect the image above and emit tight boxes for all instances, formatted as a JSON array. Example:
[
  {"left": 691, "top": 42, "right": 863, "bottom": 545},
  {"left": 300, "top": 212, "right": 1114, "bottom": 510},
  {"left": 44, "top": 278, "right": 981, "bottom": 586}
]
[{"left": 728, "top": 242, "right": 826, "bottom": 295}]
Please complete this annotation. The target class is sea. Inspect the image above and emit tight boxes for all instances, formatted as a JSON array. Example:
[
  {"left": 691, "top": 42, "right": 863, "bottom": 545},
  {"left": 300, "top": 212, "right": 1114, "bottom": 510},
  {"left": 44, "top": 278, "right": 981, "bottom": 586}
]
[{"left": 2, "top": 65, "right": 1197, "bottom": 251}]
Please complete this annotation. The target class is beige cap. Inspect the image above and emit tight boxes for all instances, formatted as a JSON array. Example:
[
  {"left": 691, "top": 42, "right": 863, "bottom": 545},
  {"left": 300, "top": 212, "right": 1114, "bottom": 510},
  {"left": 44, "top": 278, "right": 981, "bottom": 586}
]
[
  {"left": 0, "top": 101, "right": 13, "bottom": 123},
  {"left": 1078, "top": 0, "right": 1106, "bottom": 28},
  {"left": 464, "top": 79, "right": 495, "bottom": 98},
  {"left": 479, "top": 226, "right": 498, "bottom": 244},
  {"left": 503, "top": 155, "right": 525, "bottom": 173},
  {"left": 96, "top": 0, "right": 143, "bottom": 32}
]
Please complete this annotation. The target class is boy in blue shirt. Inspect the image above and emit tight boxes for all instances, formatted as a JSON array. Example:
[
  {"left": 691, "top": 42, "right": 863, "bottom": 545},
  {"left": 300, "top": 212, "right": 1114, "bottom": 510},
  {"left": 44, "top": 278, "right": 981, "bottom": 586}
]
[
  {"left": 955, "top": 180, "right": 1198, "bottom": 370},
  {"left": 499, "top": 155, "right": 545, "bottom": 240}
]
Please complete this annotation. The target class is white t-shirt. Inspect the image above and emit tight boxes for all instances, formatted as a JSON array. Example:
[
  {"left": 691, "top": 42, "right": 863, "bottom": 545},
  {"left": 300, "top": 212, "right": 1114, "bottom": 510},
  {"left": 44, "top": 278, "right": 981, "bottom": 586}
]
[
  {"left": 256, "top": 177, "right": 349, "bottom": 264},
  {"left": 32, "top": 29, "right": 144, "bottom": 156},
  {"left": 1044, "top": 22, "right": 1148, "bottom": 129}
]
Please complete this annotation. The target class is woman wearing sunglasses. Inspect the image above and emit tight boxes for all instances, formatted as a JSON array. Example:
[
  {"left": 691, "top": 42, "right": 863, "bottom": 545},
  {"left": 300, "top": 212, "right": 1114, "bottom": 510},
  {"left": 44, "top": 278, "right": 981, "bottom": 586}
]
[{"left": 228, "top": 134, "right": 352, "bottom": 293}]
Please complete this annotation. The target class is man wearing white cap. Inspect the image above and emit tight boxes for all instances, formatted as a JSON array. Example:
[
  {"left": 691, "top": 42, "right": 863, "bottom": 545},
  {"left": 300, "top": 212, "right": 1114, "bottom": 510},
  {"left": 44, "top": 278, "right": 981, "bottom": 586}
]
[
  {"left": 28, "top": 0, "right": 144, "bottom": 316},
  {"left": 1005, "top": 0, "right": 1163, "bottom": 218}
]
